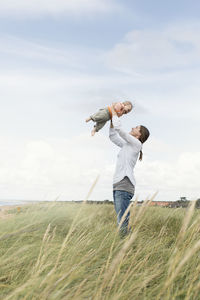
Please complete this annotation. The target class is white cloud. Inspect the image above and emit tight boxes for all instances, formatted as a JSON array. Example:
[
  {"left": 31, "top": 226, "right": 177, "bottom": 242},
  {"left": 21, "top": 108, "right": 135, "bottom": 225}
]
[
  {"left": 0, "top": 133, "right": 114, "bottom": 201},
  {"left": 105, "top": 23, "right": 200, "bottom": 122},
  {"left": 135, "top": 151, "right": 200, "bottom": 201},
  {"left": 0, "top": 35, "right": 106, "bottom": 73},
  {"left": 0, "top": 0, "right": 117, "bottom": 17},
  {"left": 0, "top": 66, "right": 147, "bottom": 116},
  {"left": 106, "top": 23, "right": 200, "bottom": 73},
  {"left": 0, "top": 132, "right": 199, "bottom": 202},
  {"left": 2, "top": 33, "right": 199, "bottom": 122}
]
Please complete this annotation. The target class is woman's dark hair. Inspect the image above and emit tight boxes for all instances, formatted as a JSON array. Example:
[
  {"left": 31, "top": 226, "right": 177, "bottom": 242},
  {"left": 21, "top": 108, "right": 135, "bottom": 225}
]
[{"left": 138, "top": 125, "right": 150, "bottom": 161}]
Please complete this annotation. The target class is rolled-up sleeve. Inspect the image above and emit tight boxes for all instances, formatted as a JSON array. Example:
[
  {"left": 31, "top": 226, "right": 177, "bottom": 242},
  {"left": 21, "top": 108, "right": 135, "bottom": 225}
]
[
  {"left": 112, "top": 116, "right": 142, "bottom": 149},
  {"left": 109, "top": 127, "right": 124, "bottom": 148}
]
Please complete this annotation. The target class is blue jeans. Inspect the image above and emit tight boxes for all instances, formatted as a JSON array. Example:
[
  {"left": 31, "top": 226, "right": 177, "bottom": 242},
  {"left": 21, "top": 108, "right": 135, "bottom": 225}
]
[{"left": 113, "top": 190, "right": 134, "bottom": 235}]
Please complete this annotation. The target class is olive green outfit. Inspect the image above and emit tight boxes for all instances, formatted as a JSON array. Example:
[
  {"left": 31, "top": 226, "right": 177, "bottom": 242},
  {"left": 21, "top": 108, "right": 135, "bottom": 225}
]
[{"left": 90, "top": 107, "right": 111, "bottom": 132}]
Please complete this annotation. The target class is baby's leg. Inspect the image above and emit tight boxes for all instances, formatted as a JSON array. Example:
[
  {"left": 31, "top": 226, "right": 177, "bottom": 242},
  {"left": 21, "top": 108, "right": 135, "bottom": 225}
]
[
  {"left": 88, "top": 108, "right": 110, "bottom": 136},
  {"left": 85, "top": 117, "right": 91, "bottom": 122},
  {"left": 91, "top": 127, "right": 96, "bottom": 136},
  {"left": 89, "top": 109, "right": 108, "bottom": 122},
  {"left": 93, "top": 121, "right": 107, "bottom": 135},
  {"left": 91, "top": 120, "right": 106, "bottom": 136}
]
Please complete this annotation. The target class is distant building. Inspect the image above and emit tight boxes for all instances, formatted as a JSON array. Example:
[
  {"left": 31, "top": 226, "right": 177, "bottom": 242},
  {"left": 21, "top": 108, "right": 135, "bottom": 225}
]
[{"left": 149, "top": 201, "right": 171, "bottom": 207}]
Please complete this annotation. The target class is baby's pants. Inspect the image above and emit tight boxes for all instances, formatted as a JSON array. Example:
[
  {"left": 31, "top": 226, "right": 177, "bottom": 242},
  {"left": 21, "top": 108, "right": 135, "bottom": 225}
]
[{"left": 90, "top": 108, "right": 110, "bottom": 132}]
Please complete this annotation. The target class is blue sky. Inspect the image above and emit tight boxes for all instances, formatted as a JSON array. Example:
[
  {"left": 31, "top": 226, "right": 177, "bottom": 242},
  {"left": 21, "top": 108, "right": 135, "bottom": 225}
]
[{"left": 0, "top": 0, "right": 200, "bottom": 202}]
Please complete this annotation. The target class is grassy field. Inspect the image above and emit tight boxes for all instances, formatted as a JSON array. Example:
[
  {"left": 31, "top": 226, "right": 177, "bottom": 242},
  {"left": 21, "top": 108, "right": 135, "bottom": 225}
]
[{"left": 0, "top": 201, "right": 200, "bottom": 300}]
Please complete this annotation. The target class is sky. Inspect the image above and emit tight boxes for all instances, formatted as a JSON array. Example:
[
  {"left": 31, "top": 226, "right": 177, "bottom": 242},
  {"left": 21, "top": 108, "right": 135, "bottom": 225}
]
[{"left": 0, "top": 0, "right": 200, "bottom": 202}]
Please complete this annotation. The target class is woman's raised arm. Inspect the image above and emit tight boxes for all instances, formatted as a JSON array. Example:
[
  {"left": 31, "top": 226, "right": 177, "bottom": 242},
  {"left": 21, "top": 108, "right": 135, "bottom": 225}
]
[
  {"left": 109, "top": 121, "right": 125, "bottom": 148},
  {"left": 112, "top": 115, "right": 141, "bottom": 149}
]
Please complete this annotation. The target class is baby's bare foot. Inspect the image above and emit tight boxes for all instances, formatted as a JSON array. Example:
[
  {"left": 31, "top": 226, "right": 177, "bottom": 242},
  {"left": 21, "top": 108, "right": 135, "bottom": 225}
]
[
  {"left": 91, "top": 128, "right": 96, "bottom": 136},
  {"left": 85, "top": 117, "right": 91, "bottom": 122}
]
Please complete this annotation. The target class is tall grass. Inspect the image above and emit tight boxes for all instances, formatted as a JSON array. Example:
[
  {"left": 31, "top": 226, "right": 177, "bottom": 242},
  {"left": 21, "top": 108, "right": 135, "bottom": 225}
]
[{"left": 0, "top": 199, "right": 200, "bottom": 299}]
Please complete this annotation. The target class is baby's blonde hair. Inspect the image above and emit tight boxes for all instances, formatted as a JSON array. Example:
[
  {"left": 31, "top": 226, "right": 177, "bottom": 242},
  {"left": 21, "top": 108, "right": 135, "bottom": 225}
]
[{"left": 123, "top": 101, "right": 133, "bottom": 110}]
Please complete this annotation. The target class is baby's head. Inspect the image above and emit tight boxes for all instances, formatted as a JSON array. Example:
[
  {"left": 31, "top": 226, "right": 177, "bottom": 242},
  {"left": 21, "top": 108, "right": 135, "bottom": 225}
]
[{"left": 122, "top": 101, "right": 133, "bottom": 114}]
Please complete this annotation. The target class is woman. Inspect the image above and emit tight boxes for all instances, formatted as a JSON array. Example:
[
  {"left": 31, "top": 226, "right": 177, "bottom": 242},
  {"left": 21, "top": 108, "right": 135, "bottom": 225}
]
[{"left": 109, "top": 109, "right": 150, "bottom": 236}]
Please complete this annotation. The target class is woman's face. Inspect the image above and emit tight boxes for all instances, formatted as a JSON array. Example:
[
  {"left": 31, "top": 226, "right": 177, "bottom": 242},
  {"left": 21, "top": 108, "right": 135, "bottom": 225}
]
[{"left": 129, "top": 125, "right": 141, "bottom": 139}]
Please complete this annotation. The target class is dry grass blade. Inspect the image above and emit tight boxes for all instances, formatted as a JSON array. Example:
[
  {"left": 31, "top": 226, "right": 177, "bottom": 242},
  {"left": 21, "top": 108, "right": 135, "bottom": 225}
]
[
  {"left": 35, "top": 175, "right": 100, "bottom": 290},
  {"left": 84, "top": 174, "right": 100, "bottom": 201},
  {"left": 176, "top": 200, "right": 196, "bottom": 246},
  {"left": 32, "top": 223, "right": 51, "bottom": 275},
  {"left": 2, "top": 192, "right": 200, "bottom": 300},
  {"left": 95, "top": 192, "right": 158, "bottom": 299},
  {"left": 157, "top": 200, "right": 197, "bottom": 300},
  {"left": 54, "top": 174, "right": 100, "bottom": 268},
  {"left": 117, "top": 202, "right": 133, "bottom": 232},
  {"left": 164, "top": 239, "right": 200, "bottom": 290}
]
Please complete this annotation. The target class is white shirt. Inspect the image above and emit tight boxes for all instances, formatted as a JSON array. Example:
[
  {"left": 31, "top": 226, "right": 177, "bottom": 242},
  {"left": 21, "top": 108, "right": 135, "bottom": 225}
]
[{"left": 109, "top": 115, "right": 142, "bottom": 187}]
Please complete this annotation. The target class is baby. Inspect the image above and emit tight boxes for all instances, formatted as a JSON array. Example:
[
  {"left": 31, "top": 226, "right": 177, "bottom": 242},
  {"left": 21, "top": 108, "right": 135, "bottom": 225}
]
[{"left": 86, "top": 101, "right": 133, "bottom": 136}]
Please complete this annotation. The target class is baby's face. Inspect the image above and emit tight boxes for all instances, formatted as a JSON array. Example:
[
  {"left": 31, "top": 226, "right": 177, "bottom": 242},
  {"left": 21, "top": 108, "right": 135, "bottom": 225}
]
[{"left": 123, "top": 104, "right": 132, "bottom": 114}]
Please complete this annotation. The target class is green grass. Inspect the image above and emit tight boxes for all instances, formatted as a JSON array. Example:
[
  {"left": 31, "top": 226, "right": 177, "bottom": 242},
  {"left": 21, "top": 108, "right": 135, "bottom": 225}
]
[{"left": 0, "top": 201, "right": 200, "bottom": 300}]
